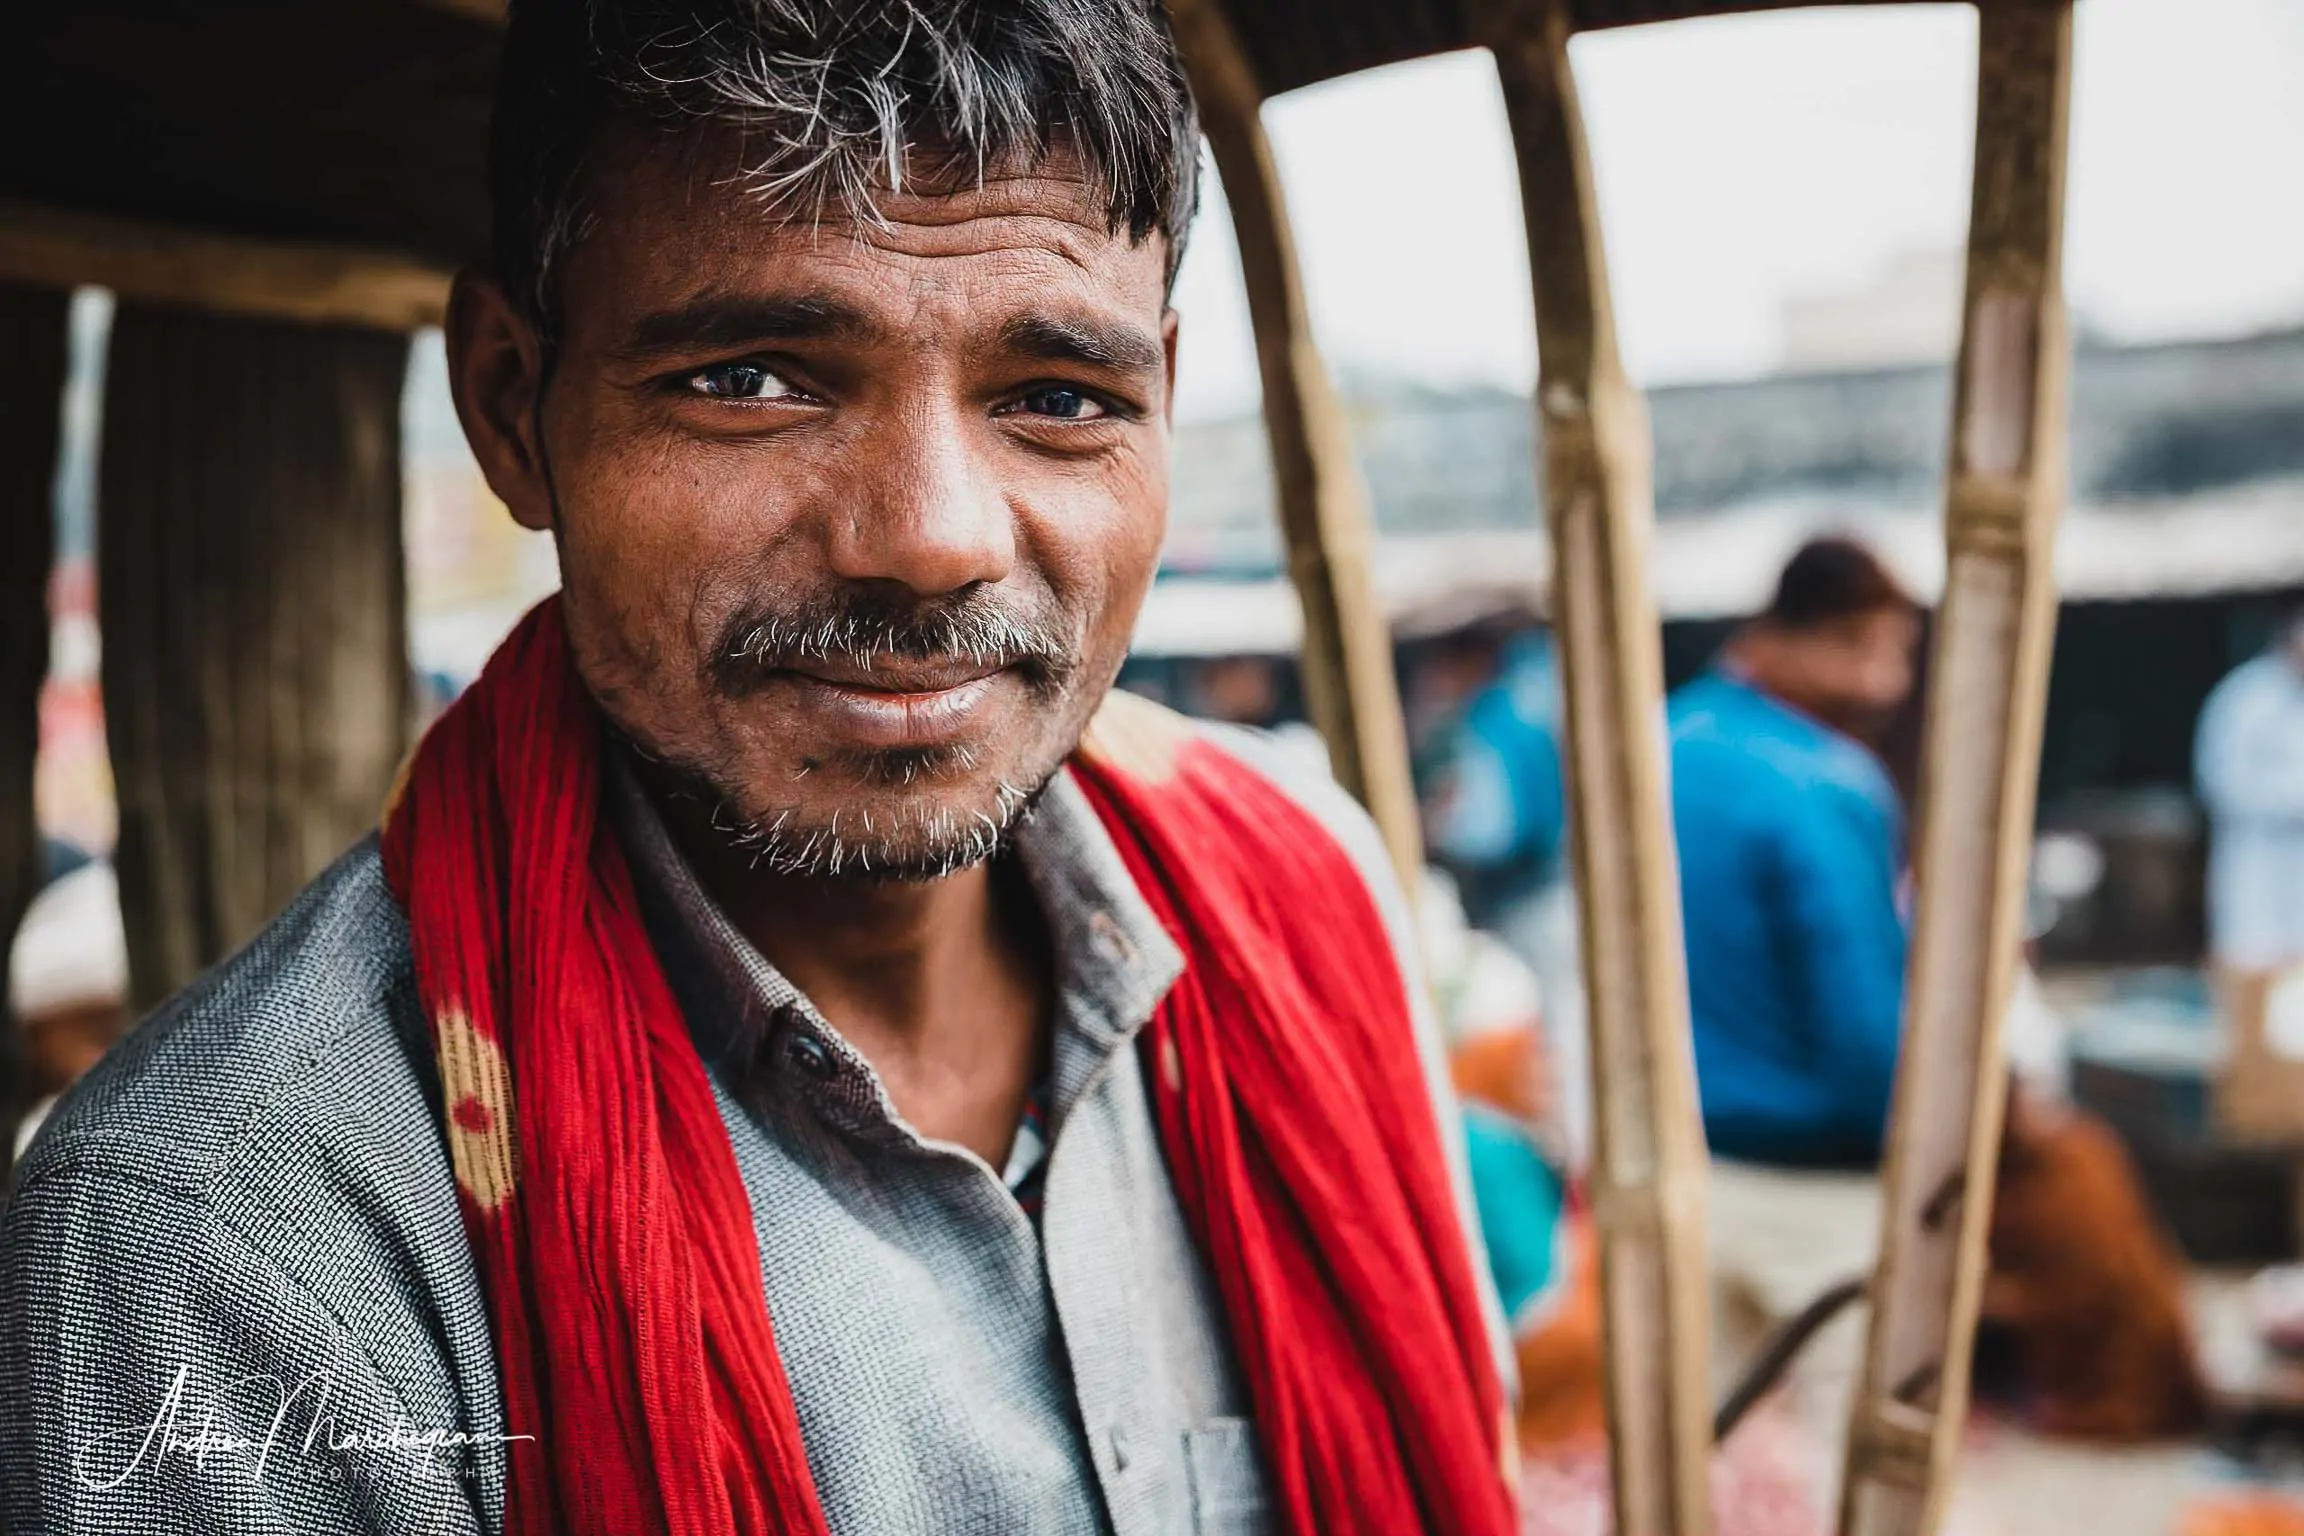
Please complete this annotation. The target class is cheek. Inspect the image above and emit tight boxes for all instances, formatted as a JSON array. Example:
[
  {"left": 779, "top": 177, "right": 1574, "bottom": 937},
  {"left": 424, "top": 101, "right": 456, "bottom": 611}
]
[
  {"left": 1030, "top": 452, "right": 1166, "bottom": 654},
  {"left": 1860, "top": 648, "right": 1911, "bottom": 701},
  {"left": 546, "top": 404, "right": 812, "bottom": 679}
]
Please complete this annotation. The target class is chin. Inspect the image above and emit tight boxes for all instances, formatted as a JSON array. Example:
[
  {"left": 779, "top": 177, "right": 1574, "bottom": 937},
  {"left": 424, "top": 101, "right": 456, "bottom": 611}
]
[{"left": 716, "top": 750, "right": 1060, "bottom": 882}]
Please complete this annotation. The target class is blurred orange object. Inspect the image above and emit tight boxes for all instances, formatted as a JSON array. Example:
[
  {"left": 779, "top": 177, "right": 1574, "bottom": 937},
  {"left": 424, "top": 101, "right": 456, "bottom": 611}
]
[
  {"left": 2178, "top": 1494, "right": 2304, "bottom": 1536},
  {"left": 1513, "top": 1217, "right": 1609, "bottom": 1449},
  {"left": 1450, "top": 1025, "right": 1606, "bottom": 1450},
  {"left": 1450, "top": 1023, "right": 1550, "bottom": 1129}
]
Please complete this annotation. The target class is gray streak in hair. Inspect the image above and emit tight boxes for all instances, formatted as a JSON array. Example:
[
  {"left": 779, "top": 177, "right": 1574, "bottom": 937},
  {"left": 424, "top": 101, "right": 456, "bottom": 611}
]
[{"left": 492, "top": 0, "right": 1202, "bottom": 333}]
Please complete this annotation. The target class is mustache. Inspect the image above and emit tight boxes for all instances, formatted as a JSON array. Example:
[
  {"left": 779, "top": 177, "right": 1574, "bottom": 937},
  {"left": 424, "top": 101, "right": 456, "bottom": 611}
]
[{"left": 712, "top": 587, "right": 1080, "bottom": 693}]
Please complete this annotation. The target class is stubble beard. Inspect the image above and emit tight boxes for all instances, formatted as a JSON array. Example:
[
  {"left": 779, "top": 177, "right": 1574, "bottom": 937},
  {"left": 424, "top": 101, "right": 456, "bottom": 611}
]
[
  {"left": 699, "top": 744, "right": 1053, "bottom": 883},
  {"left": 602, "top": 579, "right": 1125, "bottom": 883}
]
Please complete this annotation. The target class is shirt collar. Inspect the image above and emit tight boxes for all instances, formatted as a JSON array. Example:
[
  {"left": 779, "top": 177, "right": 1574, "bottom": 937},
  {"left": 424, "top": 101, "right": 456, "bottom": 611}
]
[{"left": 602, "top": 746, "right": 1184, "bottom": 1129}]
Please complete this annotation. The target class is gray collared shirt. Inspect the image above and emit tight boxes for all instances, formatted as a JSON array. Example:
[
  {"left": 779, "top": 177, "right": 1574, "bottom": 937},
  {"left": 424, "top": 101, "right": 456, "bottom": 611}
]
[{"left": 0, "top": 721, "right": 1502, "bottom": 1535}]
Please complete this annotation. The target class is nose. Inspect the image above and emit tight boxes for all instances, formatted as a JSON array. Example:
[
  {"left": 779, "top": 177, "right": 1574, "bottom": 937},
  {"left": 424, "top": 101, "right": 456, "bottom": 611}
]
[{"left": 826, "top": 405, "right": 1016, "bottom": 598}]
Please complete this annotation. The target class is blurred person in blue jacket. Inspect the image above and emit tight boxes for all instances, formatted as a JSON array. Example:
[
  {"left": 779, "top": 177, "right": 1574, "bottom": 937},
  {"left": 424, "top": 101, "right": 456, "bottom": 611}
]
[
  {"left": 1430, "top": 628, "right": 1568, "bottom": 931},
  {"left": 1672, "top": 536, "right": 1922, "bottom": 1446},
  {"left": 1428, "top": 628, "right": 1589, "bottom": 1160},
  {"left": 1674, "top": 539, "right": 2206, "bottom": 1448},
  {"left": 1670, "top": 537, "right": 1919, "bottom": 1170}
]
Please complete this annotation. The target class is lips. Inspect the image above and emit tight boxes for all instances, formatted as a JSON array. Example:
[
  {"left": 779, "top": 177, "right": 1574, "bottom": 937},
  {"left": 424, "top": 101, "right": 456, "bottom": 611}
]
[
  {"left": 784, "top": 656, "right": 1005, "bottom": 695},
  {"left": 771, "top": 659, "right": 1014, "bottom": 750}
]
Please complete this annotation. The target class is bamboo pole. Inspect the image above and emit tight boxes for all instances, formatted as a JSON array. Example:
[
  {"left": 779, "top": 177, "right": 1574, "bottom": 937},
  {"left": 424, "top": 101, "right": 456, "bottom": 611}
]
[
  {"left": 1485, "top": 3, "right": 1713, "bottom": 1530},
  {"left": 1166, "top": 0, "right": 1427, "bottom": 893},
  {"left": 1838, "top": 5, "right": 2074, "bottom": 1533}
]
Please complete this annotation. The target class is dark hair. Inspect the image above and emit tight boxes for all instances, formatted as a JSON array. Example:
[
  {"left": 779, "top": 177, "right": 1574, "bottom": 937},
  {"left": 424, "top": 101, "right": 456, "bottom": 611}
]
[
  {"left": 489, "top": 0, "right": 1202, "bottom": 334},
  {"left": 1761, "top": 536, "right": 1916, "bottom": 632}
]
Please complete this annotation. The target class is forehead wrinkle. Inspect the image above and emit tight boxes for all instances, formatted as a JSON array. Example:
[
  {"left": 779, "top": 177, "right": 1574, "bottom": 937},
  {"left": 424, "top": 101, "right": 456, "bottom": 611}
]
[
  {"left": 569, "top": 165, "right": 1167, "bottom": 358},
  {"left": 585, "top": 136, "right": 1152, "bottom": 294},
  {"left": 852, "top": 212, "right": 1112, "bottom": 279}
]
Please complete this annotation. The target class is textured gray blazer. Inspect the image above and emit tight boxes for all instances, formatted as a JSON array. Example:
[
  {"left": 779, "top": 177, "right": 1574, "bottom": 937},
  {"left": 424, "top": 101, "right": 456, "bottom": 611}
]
[{"left": 0, "top": 723, "right": 1504, "bottom": 1535}]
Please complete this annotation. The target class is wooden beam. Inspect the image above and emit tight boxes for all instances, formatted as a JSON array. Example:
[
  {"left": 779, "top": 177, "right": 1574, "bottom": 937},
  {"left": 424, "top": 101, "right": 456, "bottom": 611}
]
[
  {"left": 408, "top": 0, "right": 505, "bottom": 22},
  {"left": 1167, "top": 0, "right": 1428, "bottom": 892},
  {"left": 0, "top": 284, "right": 71, "bottom": 1186},
  {"left": 1838, "top": 4, "right": 2074, "bottom": 1534},
  {"left": 1484, "top": 3, "right": 1713, "bottom": 1531},
  {"left": 0, "top": 202, "right": 452, "bottom": 333},
  {"left": 100, "top": 306, "right": 413, "bottom": 1008}
]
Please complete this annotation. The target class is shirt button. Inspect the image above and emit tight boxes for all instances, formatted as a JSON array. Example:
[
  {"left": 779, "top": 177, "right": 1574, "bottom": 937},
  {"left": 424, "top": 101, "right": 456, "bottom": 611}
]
[
  {"left": 1088, "top": 910, "right": 1138, "bottom": 965},
  {"left": 785, "top": 1031, "right": 836, "bottom": 1081}
]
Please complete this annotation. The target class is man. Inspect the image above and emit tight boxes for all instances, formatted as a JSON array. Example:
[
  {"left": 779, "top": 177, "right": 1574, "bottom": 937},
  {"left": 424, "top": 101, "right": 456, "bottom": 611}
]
[
  {"left": 1431, "top": 625, "right": 1567, "bottom": 938},
  {"left": 2195, "top": 607, "right": 2304, "bottom": 968},
  {"left": 1666, "top": 536, "right": 1919, "bottom": 1456},
  {"left": 0, "top": 6, "right": 1512, "bottom": 1534},
  {"left": 1670, "top": 536, "right": 1917, "bottom": 1175},
  {"left": 1678, "top": 538, "right": 2201, "bottom": 1446},
  {"left": 1430, "top": 625, "right": 1585, "bottom": 1161}
]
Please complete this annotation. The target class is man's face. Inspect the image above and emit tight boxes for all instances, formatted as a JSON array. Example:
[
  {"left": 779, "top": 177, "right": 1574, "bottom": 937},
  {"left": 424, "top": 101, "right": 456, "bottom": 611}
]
[
  {"left": 452, "top": 135, "right": 1176, "bottom": 878},
  {"left": 1750, "top": 606, "right": 1921, "bottom": 742}
]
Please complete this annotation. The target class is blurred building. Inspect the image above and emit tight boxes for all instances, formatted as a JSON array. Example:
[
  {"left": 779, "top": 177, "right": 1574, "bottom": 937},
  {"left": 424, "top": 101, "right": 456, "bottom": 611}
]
[
  {"left": 1154, "top": 326, "right": 2304, "bottom": 962},
  {"left": 1166, "top": 324, "right": 2304, "bottom": 574},
  {"left": 1778, "top": 249, "right": 1964, "bottom": 374}
]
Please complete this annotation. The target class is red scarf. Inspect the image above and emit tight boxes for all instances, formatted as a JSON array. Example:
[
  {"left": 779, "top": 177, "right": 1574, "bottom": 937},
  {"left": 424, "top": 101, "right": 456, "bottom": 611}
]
[{"left": 382, "top": 599, "right": 1512, "bottom": 1536}]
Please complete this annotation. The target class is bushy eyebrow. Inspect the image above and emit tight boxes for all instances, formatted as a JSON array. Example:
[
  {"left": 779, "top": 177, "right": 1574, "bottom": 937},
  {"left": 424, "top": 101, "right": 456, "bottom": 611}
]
[
  {"left": 613, "top": 293, "right": 879, "bottom": 361},
  {"left": 996, "top": 313, "right": 1165, "bottom": 376}
]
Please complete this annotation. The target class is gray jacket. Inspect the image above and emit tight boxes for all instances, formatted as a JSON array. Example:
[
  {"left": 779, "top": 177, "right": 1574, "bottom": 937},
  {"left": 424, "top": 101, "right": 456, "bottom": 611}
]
[{"left": 0, "top": 725, "right": 1503, "bottom": 1535}]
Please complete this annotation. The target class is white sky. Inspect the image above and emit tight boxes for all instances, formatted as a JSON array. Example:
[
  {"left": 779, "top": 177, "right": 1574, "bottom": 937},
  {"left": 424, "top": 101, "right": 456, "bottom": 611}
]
[{"left": 1167, "top": 0, "right": 2304, "bottom": 421}]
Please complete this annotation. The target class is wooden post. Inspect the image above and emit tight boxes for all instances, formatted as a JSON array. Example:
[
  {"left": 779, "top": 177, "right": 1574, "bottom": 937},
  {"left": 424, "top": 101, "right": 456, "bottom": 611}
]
[
  {"left": 1486, "top": 3, "right": 1712, "bottom": 1530},
  {"left": 1167, "top": 0, "right": 1427, "bottom": 892},
  {"left": 1838, "top": 5, "right": 2073, "bottom": 1533},
  {"left": 0, "top": 283, "right": 72, "bottom": 1182},
  {"left": 99, "top": 306, "right": 412, "bottom": 1009}
]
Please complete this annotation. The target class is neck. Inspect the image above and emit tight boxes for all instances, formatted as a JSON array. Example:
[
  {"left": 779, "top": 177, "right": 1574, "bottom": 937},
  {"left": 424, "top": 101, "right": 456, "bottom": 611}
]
[
  {"left": 643, "top": 773, "right": 1055, "bottom": 1163},
  {"left": 1721, "top": 640, "right": 1852, "bottom": 740}
]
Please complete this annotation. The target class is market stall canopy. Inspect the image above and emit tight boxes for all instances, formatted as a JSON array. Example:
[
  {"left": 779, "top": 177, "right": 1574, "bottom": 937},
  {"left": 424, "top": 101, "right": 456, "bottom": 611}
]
[{"left": 2, "top": 0, "right": 1905, "bottom": 303}]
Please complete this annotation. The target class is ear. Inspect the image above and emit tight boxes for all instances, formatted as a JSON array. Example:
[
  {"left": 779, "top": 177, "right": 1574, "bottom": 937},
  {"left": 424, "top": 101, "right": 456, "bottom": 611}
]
[
  {"left": 1160, "top": 308, "right": 1180, "bottom": 429},
  {"left": 446, "top": 270, "right": 556, "bottom": 533}
]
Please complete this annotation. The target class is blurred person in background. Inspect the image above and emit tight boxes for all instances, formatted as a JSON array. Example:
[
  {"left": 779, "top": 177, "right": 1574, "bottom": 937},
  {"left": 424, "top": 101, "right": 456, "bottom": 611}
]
[
  {"left": 7, "top": 861, "right": 129, "bottom": 1168},
  {"left": 1429, "top": 625, "right": 1567, "bottom": 941},
  {"left": 1676, "top": 536, "right": 2202, "bottom": 1450},
  {"left": 1427, "top": 624, "right": 1591, "bottom": 1163},
  {"left": 1179, "top": 652, "right": 1331, "bottom": 780},
  {"left": 1673, "top": 537, "right": 1917, "bottom": 1178},
  {"left": 1671, "top": 536, "right": 1917, "bottom": 1457},
  {"left": 1179, "top": 652, "right": 1281, "bottom": 726},
  {"left": 2195, "top": 606, "right": 2304, "bottom": 969}
]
